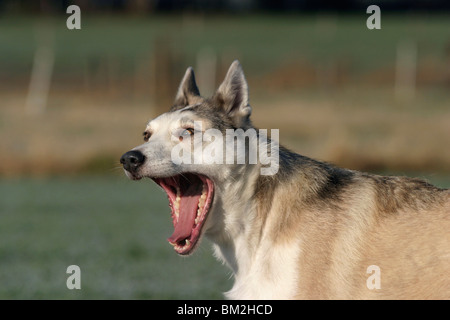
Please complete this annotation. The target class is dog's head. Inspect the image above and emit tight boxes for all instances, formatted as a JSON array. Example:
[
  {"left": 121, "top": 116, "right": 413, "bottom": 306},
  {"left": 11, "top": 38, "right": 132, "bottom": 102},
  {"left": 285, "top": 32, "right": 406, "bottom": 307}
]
[{"left": 120, "top": 60, "right": 255, "bottom": 255}]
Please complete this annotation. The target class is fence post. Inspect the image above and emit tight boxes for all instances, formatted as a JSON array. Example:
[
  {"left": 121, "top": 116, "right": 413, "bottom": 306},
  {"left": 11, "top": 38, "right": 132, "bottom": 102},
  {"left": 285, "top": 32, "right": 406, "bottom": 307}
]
[
  {"left": 26, "top": 25, "right": 54, "bottom": 114},
  {"left": 395, "top": 40, "right": 417, "bottom": 102}
]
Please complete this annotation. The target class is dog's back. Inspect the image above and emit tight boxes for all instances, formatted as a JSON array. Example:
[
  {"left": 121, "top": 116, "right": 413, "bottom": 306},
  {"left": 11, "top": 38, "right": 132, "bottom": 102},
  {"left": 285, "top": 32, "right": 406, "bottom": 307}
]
[{"left": 257, "top": 152, "right": 450, "bottom": 299}]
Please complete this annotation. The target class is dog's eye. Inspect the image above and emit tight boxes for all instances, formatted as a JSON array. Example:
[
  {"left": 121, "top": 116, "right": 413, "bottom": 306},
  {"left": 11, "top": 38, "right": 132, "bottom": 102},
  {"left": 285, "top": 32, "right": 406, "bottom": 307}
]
[
  {"left": 179, "top": 128, "right": 194, "bottom": 141},
  {"left": 143, "top": 131, "right": 151, "bottom": 142},
  {"left": 183, "top": 128, "right": 194, "bottom": 136}
]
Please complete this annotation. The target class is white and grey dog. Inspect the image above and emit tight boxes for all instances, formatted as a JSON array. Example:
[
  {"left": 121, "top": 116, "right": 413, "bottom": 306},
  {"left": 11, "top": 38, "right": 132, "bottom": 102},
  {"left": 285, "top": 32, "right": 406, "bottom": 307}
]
[{"left": 121, "top": 61, "right": 450, "bottom": 299}]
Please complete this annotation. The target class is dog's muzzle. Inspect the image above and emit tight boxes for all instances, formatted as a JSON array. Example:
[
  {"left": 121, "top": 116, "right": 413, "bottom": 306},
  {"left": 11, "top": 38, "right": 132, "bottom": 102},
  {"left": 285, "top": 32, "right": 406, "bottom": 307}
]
[{"left": 120, "top": 150, "right": 145, "bottom": 173}]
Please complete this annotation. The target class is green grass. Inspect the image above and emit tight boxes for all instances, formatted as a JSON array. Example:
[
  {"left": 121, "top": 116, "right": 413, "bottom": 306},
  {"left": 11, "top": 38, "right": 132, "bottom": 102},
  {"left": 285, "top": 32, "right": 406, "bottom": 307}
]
[
  {"left": 1, "top": 13, "right": 450, "bottom": 76},
  {"left": 0, "top": 176, "right": 231, "bottom": 299}
]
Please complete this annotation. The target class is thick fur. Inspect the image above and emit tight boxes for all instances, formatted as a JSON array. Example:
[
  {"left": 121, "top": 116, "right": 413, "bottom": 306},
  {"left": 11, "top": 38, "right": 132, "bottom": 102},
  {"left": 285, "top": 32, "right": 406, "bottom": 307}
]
[
  {"left": 123, "top": 61, "right": 450, "bottom": 299},
  {"left": 228, "top": 150, "right": 450, "bottom": 299}
]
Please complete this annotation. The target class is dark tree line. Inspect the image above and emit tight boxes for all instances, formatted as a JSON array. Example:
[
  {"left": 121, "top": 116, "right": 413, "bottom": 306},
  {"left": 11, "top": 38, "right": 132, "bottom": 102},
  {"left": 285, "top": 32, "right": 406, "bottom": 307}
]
[{"left": 1, "top": 0, "right": 449, "bottom": 14}]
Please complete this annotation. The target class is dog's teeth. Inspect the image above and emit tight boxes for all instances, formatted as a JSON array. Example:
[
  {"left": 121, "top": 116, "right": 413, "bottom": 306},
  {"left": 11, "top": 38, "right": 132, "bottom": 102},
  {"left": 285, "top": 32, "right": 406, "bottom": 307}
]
[
  {"left": 174, "top": 195, "right": 180, "bottom": 218},
  {"left": 201, "top": 185, "right": 207, "bottom": 197},
  {"left": 185, "top": 239, "right": 190, "bottom": 246},
  {"left": 173, "top": 204, "right": 179, "bottom": 221},
  {"left": 198, "top": 197, "right": 205, "bottom": 209}
]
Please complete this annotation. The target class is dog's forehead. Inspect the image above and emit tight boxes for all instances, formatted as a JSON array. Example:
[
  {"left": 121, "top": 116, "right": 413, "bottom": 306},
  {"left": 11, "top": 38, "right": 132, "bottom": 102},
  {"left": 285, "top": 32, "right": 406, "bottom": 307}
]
[{"left": 145, "top": 108, "right": 213, "bottom": 131}]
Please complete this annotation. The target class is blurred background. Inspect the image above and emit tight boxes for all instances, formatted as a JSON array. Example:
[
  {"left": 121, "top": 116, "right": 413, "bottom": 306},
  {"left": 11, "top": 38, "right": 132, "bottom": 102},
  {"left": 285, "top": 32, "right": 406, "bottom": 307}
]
[{"left": 0, "top": 0, "right": 449, "bottom": 299}]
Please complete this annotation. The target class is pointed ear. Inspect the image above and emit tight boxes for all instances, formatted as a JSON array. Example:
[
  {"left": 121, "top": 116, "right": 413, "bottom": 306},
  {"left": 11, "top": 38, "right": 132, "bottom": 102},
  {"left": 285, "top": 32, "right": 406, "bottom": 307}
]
[
  {"left": 214, "top": 60, "right": 252, "bottom": 127},
  {"left": 173, "top": 67, "right": 201, "bottom": 108}
]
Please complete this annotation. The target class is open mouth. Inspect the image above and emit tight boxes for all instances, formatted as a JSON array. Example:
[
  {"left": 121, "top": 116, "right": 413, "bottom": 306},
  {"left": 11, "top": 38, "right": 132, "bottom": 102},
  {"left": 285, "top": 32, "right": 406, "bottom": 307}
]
[{"left": 152, "top": 173, "right": 214, "bottom": 255}]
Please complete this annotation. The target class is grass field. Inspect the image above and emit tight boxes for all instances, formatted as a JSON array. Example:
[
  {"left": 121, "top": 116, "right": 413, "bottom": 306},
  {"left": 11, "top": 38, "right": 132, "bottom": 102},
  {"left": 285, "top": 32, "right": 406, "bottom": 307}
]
[
  {"left": 0, "top": 175, "right": 232, "bottom": 299},
  {"left": 2, "top": 14, "right": 450, "bottom": 75}
]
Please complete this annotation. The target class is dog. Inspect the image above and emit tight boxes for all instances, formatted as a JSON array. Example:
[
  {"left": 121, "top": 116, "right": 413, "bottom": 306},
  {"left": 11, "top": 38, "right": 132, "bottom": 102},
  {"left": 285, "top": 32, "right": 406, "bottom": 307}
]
[{"left": 120, "top": 60, "right": 450, "bottom": 299}]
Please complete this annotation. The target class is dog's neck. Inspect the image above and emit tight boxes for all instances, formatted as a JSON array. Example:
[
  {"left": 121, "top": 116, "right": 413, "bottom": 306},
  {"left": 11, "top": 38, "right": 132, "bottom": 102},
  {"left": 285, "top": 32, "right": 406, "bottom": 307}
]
[
  {"left": 204, "top": 156, "right": 304, "bottom": 299},
  {"left": 205, "top": 145, "right": 299, "bottom": 273},
  {"left": 205, "top": 161, "right": 273, "bottom": 277}
]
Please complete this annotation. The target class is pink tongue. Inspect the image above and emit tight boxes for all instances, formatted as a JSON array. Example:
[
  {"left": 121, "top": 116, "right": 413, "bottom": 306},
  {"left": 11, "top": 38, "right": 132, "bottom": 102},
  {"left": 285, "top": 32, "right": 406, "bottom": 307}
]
[{"left": 168, "top": 186, "right": 201, "bottom": 244}]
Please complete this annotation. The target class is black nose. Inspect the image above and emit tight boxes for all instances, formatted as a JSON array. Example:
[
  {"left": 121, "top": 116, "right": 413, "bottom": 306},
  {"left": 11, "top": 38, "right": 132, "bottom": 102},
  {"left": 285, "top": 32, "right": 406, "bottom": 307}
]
[{"left": 120, "top": 150, "right": 145, "bottom": 173}]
